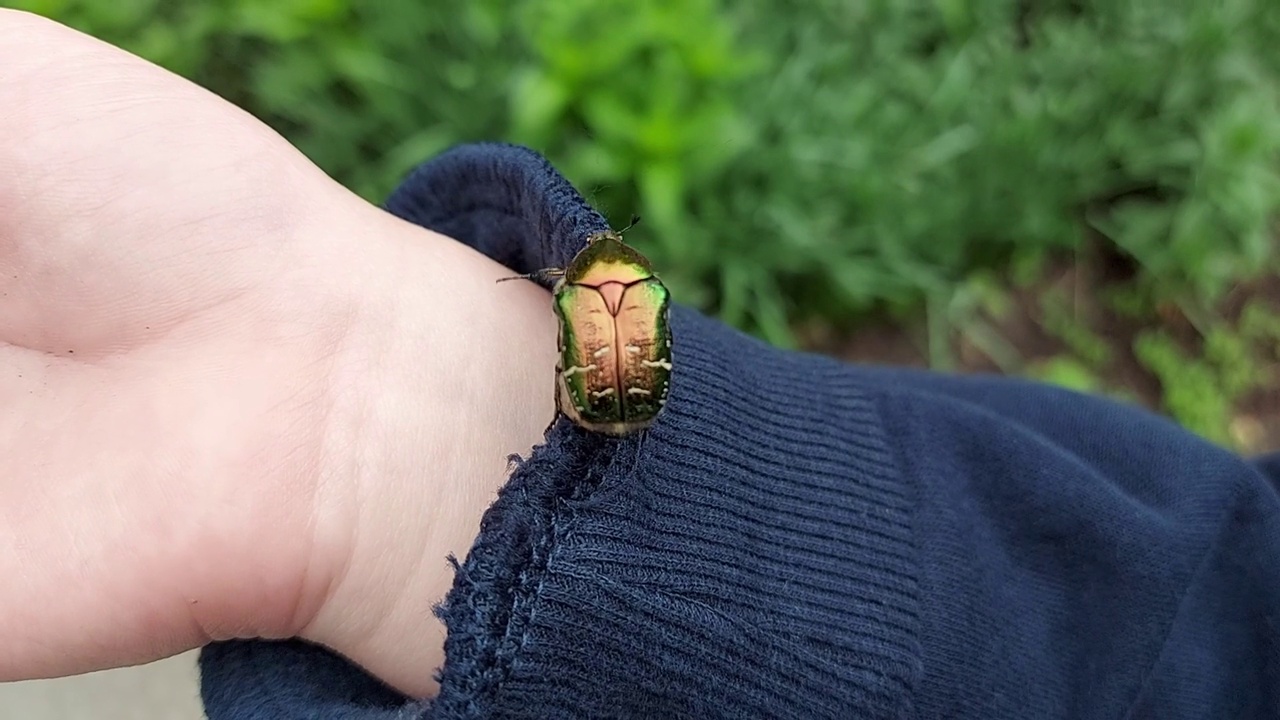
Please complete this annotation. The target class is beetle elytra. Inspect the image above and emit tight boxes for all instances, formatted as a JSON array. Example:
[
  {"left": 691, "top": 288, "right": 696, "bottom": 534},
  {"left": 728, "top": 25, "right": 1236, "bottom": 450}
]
[{"left": 499, "top": 223, "right": 672, "bottom": 435}]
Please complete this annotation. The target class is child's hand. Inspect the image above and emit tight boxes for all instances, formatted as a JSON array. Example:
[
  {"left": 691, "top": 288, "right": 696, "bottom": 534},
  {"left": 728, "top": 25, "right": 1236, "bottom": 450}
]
[{"left": 0, "top": 10, "right": 556, "bottom": 698}]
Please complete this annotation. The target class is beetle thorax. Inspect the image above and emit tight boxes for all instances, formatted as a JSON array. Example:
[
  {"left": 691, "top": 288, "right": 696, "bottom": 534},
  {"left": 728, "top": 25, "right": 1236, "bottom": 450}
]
[{"left": 565, "top": 234, "right": 655, "bottom": 285}]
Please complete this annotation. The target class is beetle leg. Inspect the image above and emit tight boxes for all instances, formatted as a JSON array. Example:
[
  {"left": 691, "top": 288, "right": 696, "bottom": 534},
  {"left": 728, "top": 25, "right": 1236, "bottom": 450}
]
[{"left": 495, "top": 267, "right": 565, "bottom": 284}]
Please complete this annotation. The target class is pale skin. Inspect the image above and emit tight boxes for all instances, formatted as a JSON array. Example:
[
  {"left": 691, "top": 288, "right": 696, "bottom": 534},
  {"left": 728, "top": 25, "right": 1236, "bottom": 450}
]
[{"left": 0, "top": 10, "right": 557, "bottom": 699}]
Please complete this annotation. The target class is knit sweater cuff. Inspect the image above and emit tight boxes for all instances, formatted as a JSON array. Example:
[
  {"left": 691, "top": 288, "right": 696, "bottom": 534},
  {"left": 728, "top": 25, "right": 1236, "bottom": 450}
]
[{"left": 199, "top": 143, "right": 920, "bottom": 719}]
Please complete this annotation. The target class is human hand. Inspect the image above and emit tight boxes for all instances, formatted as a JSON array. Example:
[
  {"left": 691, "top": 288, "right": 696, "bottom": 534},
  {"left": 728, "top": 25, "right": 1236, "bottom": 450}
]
[{"left": 0, "top": 10, "right": 556, "bottom": 698}]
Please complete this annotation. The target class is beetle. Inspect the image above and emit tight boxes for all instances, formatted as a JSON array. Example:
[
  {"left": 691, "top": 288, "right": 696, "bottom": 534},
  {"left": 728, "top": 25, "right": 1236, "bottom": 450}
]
[{"left": 499, "top": 221, "right": 672, "bottom": 435}]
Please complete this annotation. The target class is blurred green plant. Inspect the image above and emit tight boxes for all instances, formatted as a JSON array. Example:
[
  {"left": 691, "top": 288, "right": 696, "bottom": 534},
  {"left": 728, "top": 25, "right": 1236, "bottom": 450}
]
[
  {"left": 714, "top": 0, "right": 1280, "bottom": 346},
  {"left": 1133, "top": 329, "right": 1239, "bottom": 446},
  {"left": 1027, "top": 356, "right": 1104, "bottom": 395},
  {"left": 1130, "top": 298, "right": 1280, "bottom": 448}
]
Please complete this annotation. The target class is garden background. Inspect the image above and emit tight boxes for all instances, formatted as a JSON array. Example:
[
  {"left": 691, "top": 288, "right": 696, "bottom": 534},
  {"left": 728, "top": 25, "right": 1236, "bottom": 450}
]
[{"left": 12, "top": 0, "right": 1280, "bottom": 451}]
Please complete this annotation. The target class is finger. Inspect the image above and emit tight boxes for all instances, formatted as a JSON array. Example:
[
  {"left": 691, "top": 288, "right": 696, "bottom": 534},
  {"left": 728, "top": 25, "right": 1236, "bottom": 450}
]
[{"left": 0, "top": 11, "right": 343, "bottom": 355}]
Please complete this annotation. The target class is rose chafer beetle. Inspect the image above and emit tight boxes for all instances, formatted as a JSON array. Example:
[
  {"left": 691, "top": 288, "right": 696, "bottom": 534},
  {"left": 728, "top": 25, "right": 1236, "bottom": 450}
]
[{"left": 500, "top": 221, "right": 672, "bottom": 435}]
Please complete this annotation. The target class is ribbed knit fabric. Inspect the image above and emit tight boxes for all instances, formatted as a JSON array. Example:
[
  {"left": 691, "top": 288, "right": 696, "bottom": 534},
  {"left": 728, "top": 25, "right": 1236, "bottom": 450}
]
[{"left": 198, "top": 143, "right": 1280, "bottom": 719}]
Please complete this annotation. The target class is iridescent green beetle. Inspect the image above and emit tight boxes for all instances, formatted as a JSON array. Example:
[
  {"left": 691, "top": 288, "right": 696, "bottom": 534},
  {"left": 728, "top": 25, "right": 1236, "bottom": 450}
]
[{"left": 500, "top": 222, "right": 672, "bottom": 435}]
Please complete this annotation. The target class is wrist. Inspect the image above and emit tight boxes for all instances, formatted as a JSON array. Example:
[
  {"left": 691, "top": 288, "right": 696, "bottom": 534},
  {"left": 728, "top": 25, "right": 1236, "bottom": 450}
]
[{"left": 297, "top": 200, "right": 558, "bottom": 697}]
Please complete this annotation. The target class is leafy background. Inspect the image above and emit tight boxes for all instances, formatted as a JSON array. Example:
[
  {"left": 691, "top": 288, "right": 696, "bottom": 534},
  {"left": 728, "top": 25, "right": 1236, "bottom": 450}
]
[{"left": 10, "top": 0, "right": 1280, "bottom": 450}]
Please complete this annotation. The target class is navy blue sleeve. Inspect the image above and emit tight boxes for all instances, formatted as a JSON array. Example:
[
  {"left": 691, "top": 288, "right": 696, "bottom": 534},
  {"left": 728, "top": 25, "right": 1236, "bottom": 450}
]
[{"left": 198, "top": 143, "right": 1280, "bottom": 720}]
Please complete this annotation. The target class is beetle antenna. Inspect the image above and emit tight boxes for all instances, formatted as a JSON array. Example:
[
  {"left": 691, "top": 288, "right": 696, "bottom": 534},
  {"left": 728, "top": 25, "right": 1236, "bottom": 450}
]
[
  {"left": 495, "top": 268, "right": 565, "bottom": 284},
  {"left": 620, "top": 214, "right": 642, "bottom": 234}
]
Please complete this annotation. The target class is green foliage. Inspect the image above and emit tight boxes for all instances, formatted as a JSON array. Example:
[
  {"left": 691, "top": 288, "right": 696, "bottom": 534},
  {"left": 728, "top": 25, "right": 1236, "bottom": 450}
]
[
  {"left": 1133, "top": 300, "right": 1280, "bottom": 448},
  {"left": 1041, "top": 292, "right": 1113, "bottom": 368},
  {"left": 1133, "top": 330, "right": 1238, "bottom": 446},
  {"left": 1241, "top": 302, "right": 1280, "bottom": 357},
  {"left": 1027, "top": 356, "right": 1103, "bottom": 395},
  {"left": 722, "top": 0, "right": 1280, "bottom": 342}
]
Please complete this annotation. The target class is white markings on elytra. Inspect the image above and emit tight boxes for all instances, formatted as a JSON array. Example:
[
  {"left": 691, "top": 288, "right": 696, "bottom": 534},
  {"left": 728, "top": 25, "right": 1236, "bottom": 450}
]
[
  {"left": 641, "top": 359, "right": 673, "bottom": 371},
  {"left": 562, "top": 364, "right": 598, "bottom": 377},
  {"left": 592, "top": 388, "right": 616, "bottom": 398},
  {"left": 627, "top": 388, "right": 652, "bottom": 396},
  {"left": 594, "top": 346, "right": 611, "bottom": 358},
  {"left": 626, "top": 345, "right": 642, "bottom": 354}
]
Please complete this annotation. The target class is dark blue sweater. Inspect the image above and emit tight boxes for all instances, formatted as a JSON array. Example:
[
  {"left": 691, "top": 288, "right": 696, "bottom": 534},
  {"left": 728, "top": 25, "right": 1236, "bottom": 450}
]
[{"left": 198, "top": 143, "right": 1280, "bottom": 719}]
